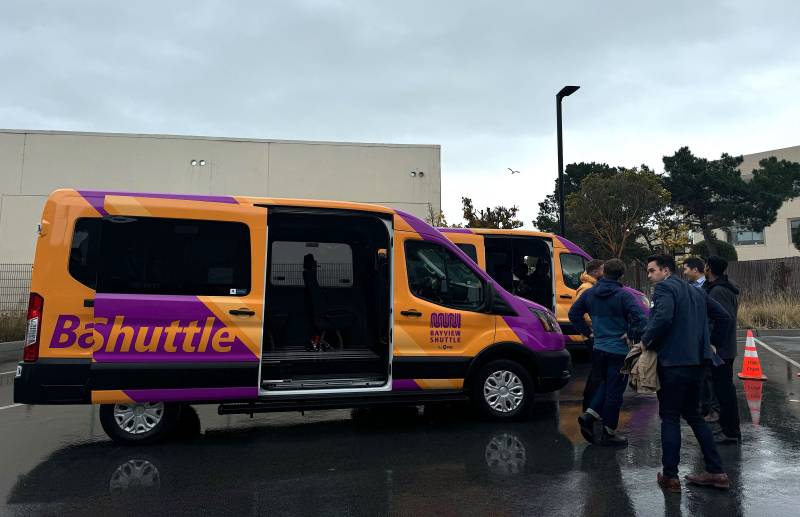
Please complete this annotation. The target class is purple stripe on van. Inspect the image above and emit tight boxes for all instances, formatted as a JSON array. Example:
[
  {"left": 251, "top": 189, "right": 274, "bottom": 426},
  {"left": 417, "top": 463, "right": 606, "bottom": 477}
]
[
  {"left": 392, "top": 379, "right": 422, "bottom": 391},
  {"left": 555, "top": 235, "right": 592, "bottom": 260},
  {"left": 124, "top": 386, "right": 258, "bottom": 403},
  {"left": 90, "top": 294, "right": 258, "bottom": 363},
  {"left": 78, "top": 190, "right": 238, "bottom": 216}
]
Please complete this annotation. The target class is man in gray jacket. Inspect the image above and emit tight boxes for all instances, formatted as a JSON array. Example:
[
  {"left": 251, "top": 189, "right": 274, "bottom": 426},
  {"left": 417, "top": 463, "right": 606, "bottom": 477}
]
[{"left": 704, "top": 255, "right": 742, "bottom": 444}]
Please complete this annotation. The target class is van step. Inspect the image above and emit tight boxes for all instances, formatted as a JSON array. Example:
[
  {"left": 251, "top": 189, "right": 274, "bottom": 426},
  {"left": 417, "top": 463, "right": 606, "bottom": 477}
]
[
  {"left": 261, "top": 376, "right": 386, "bottom": 390},
  {"left": 218, "top": 390, "right": 469, "bottom": 415}
]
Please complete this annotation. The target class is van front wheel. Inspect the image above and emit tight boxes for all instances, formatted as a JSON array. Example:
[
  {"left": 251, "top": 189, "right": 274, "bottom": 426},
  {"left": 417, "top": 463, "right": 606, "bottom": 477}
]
[
  {"left": 100, "top": 402, "right": 181, "bottom": 445},
  {"left": 470, "top": 360, "right": 533, "bottom": 420}
]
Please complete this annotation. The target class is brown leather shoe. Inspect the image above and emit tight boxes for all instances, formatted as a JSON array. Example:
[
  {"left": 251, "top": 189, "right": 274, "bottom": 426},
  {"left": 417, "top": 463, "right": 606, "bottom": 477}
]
[
  {"left": 685, "top": 471, "right": 730, "bottom": 489},
  {"left": 657, "top": 472, "right": 681, "bottom": 493}
]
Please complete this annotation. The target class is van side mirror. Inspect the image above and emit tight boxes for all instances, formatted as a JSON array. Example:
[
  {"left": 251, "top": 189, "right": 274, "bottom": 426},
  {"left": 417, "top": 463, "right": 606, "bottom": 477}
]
[{"left": 485, "top": 284, "right": 517, "bottom": 317}]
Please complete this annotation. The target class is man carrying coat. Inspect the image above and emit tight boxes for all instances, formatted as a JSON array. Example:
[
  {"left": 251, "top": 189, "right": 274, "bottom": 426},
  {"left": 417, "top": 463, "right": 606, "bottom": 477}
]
[{"left": 641, "top": 254, "right": 731, "bottom": 493}]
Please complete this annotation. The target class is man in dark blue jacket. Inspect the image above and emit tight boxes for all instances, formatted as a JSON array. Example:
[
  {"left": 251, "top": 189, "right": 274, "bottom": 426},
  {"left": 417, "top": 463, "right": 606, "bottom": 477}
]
[
  {"left": 569, "top": 259, "right": 646, "bottom": 447},
  {"left": 641, "top": 254, "right": 731, "bottom": 493}
]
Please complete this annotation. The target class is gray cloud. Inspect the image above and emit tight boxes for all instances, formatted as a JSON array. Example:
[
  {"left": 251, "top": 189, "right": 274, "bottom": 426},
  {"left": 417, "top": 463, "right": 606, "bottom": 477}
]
[{"left": 2, "top": 1, "right": 799, "bottom": 224}]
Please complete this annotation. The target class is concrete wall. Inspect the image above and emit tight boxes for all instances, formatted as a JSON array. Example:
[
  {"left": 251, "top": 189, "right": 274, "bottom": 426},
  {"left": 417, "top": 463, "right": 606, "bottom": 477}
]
[
  {"left": 0, "top": 130, "right": 440, "bottom": 263},
  {"left": 689, "top": 144, "right": 800, "bottom": 261}
]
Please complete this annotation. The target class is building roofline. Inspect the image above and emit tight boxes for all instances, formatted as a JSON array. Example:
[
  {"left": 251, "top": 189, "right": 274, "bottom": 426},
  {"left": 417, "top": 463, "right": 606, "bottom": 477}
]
[{"left": 0, "top": 128, "right": 440, "bottom": 150}]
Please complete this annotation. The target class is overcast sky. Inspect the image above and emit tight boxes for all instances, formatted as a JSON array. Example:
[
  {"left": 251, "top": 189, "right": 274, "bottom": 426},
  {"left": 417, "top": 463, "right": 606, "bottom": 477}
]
[{"left": 2, "top": 1, "right": 799, "bottom": 226}]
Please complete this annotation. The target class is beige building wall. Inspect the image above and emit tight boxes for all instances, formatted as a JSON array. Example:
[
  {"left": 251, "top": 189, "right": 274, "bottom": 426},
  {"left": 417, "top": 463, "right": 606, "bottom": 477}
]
[
  {"left": 0, "top": 130, "right": 441, "bottom": 263},
  {"left": 690, "top": 144, "right": 800, "bottom": 261}
]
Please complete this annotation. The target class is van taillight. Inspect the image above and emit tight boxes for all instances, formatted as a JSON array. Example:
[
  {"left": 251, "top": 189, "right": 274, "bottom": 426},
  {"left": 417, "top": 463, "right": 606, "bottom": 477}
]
[{"left": 23, "top": 293, "right": 44, "bottom": 362}]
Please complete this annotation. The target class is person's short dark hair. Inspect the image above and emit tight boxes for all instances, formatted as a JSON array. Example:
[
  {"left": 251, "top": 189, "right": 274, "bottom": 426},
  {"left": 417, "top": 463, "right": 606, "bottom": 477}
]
[
  {"left": 683, "top": 257, "right": 704, "bottom": 272},
  {"left": 585, "top": 259, "right": 604, "bottom": 276},
  {"left": 647, "top": 254, "right": 676, "bottom": 273},
  {"left": 705, "top": 255, "right": 729, "bottom": 277},
  {"left": 602, "top": 259, "right": 625, "bottom": 280}
]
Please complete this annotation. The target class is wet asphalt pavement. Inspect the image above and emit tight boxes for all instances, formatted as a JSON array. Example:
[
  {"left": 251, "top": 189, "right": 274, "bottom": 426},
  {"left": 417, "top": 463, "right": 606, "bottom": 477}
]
[{"left": 1, "top": 336, "right": 799, "bottom": 517}]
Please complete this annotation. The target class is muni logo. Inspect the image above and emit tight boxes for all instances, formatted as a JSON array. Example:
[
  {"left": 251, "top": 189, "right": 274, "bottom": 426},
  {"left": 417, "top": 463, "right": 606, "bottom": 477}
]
[
  {"left": 50, "top": 315, "right": 242, "bottom": 354},
  {"left": 429, "top": 312, "right": 461, "bottom": 345}
]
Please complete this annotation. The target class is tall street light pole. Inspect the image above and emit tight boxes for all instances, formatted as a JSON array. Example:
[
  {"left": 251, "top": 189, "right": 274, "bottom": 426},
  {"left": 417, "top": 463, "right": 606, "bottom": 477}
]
[{"left": 557, "top": 85, "right": 580, "bottom": 237}]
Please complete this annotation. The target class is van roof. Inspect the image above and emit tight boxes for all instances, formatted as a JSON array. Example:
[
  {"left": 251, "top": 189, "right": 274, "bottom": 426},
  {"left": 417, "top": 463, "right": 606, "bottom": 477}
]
[
  {"left": 438, "top": 228, "right": 555, "bottom": 238},
  {"left": 54, "top": 189, "right": 396, "bottom": 216}
]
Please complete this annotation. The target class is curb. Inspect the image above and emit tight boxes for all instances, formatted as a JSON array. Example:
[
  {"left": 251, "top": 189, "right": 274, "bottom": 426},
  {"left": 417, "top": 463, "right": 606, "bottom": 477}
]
[{"left": 0, "top": 341, "right": 24, "bottom": 353}]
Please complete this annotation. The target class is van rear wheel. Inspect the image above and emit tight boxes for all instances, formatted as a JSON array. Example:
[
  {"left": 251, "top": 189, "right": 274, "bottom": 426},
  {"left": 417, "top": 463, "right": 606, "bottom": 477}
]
[
  {"left": 100, "top": 402, "right": 181, "bottom": 445},
  {"left": 470, "top": 360, "right": 533, "bottom": 420}
]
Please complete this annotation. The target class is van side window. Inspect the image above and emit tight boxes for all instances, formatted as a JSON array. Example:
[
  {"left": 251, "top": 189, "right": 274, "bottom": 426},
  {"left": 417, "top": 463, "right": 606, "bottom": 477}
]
[
  {"left": 560, "top": 253, "right": 586, "bottom": 290},
  {"left": 270, "top": 241, "right": 353, "bottom": 288},
  {"left": 97, "top": 217, "right": 251, "bottom": 296},
  {"left": 69, "top": 218, "right": 102, "bottom": 289},
  {"left": 455, "top": 243, "right": 478, "bottom": 263},
  {"left": 405, "top": 241, "right": 485, "bottom": 311}
]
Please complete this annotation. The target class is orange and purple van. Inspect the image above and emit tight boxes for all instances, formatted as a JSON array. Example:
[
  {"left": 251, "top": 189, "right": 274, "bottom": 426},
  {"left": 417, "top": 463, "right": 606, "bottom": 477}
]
[
  {"left": 15, "top": 190, "right": 570, "bottom": 444},
  {"left": 439, "top": 229, "right": 650, "bottom": 348}
]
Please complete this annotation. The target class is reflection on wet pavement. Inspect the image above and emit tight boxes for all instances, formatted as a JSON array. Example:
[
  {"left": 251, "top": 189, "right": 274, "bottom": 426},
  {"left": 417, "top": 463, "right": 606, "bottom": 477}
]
[{"left": 1, "top": 341, "right": 799, "bottom": 516}]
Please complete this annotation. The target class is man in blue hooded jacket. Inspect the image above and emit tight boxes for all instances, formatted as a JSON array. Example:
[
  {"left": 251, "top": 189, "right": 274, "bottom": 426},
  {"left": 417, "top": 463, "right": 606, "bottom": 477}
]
[{"left": 569, "top": 258, "right": 646, "bottom": 446}]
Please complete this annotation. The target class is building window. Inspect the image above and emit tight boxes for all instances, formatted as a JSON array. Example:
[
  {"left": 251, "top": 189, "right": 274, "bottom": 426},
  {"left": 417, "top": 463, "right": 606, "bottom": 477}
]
[
  {"left": 790, "top": 219, "right": 800, "bottom": 248},
  {"left": 728, "top": 226, "right": 765, "bottom": 246}
]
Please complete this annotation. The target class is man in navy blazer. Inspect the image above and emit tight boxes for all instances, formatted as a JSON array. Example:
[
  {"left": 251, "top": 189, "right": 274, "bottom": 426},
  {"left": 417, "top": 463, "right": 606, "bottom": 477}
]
[{"left": 642, "top": 254, "right": 731, "bottom": 493}]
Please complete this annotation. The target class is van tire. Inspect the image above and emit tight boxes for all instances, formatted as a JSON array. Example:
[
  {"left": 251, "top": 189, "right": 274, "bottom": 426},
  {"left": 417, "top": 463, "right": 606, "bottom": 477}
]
[
  {"left": 100, "top": 402, "right": 181, "bottom": 446},
  {"left": 470, "top": 360, "right": 533, "bottom": 421}
]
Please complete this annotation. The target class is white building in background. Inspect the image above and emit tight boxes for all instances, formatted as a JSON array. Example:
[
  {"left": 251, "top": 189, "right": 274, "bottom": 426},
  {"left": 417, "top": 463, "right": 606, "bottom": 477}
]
[
  {"left": 691, "top": 144, "right": 800, "bottom": 261},
  {"left": 0, "top": 129, "right": 441, "bottom": 263}
]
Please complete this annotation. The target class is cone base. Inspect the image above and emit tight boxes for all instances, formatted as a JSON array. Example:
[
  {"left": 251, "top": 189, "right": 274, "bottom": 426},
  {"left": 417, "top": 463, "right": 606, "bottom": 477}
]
[{"left": 738, "top": 373, "right": 767, "bottom": 381}]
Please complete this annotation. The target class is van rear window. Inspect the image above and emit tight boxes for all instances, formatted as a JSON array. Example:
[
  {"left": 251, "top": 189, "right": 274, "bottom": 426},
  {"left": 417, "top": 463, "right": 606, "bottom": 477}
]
[
  {"left": 69, "top": 218, "right": 102, "bottom": 289},
  {"left": 270, "top": 241, "right": 353, "bottom": 288},
  {"left": 68, "top": 216, "right": 251, "bottom": 296}
]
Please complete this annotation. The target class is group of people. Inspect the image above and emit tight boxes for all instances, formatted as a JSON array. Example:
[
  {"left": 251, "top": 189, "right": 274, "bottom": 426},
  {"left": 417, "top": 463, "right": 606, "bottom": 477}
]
[{"left": 568, "top": 254, "right": 741, "bottom": 493}]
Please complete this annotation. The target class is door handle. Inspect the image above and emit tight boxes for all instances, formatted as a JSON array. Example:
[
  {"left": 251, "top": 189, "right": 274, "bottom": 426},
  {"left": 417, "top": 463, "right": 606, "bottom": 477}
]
[
  {"left": 229, "top": 308, "right": 256, "bottom": 316},
  {"left": 559, "top": 295, "right": 573, "bottom": 299},
  {"left": 84, "top": 299, "right": 95, "bottom": 308},
  {"left": 401, "top": 309, "right": 423, "bottom": 317}
]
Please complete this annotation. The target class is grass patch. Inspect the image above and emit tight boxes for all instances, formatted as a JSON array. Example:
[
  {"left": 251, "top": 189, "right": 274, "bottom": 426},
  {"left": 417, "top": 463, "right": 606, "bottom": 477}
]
[
  {"left": 0, "top": 313, "right": 25, "bottom": 342},
  {"left": 738, "top": 293, "right": 800, "bottom": 329}
]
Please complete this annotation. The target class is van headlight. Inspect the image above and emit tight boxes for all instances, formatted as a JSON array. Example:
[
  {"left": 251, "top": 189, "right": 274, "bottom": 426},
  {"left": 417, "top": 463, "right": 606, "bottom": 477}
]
[{"left": 529, "top": 308, "right": 562, "bottom": 334}]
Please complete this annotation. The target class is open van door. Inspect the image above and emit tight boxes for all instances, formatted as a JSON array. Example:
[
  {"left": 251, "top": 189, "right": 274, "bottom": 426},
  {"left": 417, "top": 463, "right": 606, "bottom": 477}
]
[{"left": 86, "top": 194, "right": 266, "bottom": 402}]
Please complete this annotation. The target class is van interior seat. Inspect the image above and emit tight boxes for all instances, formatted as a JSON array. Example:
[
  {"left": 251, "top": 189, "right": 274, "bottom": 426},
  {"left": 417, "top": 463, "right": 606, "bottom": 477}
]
[{"left": 303, "top": 254, "right": 357, "bottom": 334}]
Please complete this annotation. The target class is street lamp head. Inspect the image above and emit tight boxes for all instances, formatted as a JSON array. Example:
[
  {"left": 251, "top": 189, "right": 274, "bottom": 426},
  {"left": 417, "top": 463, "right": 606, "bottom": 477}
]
[{"left": 557, "top": 85, "right": 580, "bottom": 99}]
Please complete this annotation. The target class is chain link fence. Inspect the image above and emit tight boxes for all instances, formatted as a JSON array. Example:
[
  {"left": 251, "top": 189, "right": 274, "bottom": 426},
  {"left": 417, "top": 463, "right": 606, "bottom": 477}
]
[{"left": 0, "top": 264, "right": 32, "bottom": 315}]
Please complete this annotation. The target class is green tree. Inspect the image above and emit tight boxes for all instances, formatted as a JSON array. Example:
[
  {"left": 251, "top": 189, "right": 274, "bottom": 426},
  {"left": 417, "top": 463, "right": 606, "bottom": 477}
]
[
  {"left": 691, "top": 239, "right": 738, "bottom": 262},
  {"left": 567, "top": 167, "right": 669, "bottom": 258},
  {"left": 424, "top": 203, "right": 456, "bottom": 227},
  {"left": 533, "top": 162, "right": 620, "bottom": 234},
  {"left": 461, "top": 197, "right": 523, "bottom": 229},
  {"left": 662, "top": 147, "right": 800, "bottom": 256}
]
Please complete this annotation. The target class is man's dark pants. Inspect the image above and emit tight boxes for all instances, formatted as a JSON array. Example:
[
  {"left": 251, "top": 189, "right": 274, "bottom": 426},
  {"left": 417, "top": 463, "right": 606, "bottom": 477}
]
[
  {"left": 582, "top": 340, "right": 603, "bottom": 411},
  {"left": 588, "top": 349, "right": 628, "bottom": 430},
  {"left": 657, "top": 365, "right": 724, "bottom": 478},
  {"left": 711, "top": 358, "right": 741, "bottom": 438}
]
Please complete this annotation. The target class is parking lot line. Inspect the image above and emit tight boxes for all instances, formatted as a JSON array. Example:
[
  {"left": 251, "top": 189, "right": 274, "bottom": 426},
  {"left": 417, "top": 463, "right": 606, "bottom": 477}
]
[
  {"left": 0, "top": 404, "right": 23, "bottom": 412},
  {"left": 0, "top": 370, "right": 17, "bottom": 376},
  {"left": 754, "top": 337, "right": 800, "bottom": 369}
]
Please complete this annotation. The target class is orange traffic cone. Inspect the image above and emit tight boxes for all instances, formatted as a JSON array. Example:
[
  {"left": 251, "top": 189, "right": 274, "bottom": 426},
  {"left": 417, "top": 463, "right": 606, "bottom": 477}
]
[
  {"left": 742, "top": 380, "right": 764, "bottom": 426},
  {"left": 737, "top": 330, "right": 767, "bottom": 381}
]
